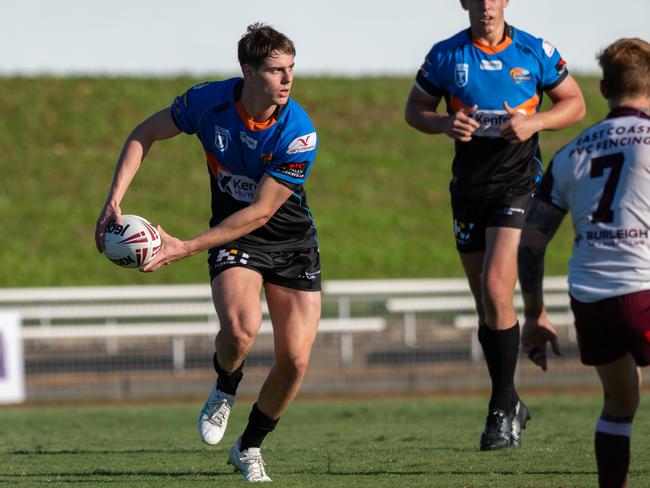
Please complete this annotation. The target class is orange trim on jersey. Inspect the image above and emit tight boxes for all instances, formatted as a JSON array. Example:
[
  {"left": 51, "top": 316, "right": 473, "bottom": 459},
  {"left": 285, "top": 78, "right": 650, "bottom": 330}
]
[
  {"left": 449, "top": 97, "right": 470, "bottom": 113},
  {"left": 511, "top": 94, "right": 540, "bottom": 116},
  {"left": 472, "top": 35, "right": 512, "bottom": 54},
  {"left": 205, "top": 151, "right": 226, "bottom": 177},
  {"left": 236, "top": 101, "right": 277, "bottom": 131}
]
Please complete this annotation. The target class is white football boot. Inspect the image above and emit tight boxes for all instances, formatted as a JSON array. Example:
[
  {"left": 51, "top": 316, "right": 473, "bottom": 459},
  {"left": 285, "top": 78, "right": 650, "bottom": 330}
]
[
  {"left": 198, "top": 383, "right": 234, "bottom": 445},
  {"left": 227, "top": 437, "right": 272, "bottom": 482}
]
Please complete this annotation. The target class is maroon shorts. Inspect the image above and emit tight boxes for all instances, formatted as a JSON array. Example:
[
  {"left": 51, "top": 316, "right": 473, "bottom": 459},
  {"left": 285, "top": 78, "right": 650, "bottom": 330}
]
[{"left": 570, "top": 290, "right": 650, "bottom": 366}]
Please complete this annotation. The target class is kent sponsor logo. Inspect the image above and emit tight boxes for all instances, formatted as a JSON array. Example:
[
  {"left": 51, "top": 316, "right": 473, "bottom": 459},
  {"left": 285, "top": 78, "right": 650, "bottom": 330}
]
[
  {"left": 479, "top": 60, "right": 502, "bottom": 71},
  {"left": 287, "top": 132, "right": 317, "bottom": 154},
  {"left": 470, "top": 110, "right": 511, "bottom": 138},
  {"left": 105, "top": 221, "right": 130, "bottom": 237},
  {"left": 217, "top": 170, "right": 258, "bottom": 202}
]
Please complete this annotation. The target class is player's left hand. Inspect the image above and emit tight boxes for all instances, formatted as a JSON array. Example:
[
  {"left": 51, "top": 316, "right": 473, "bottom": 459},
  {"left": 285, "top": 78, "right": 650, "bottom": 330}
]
[
  {"left": 521, "top": 316, "right": 561, "bottom": 371},
  {"left": 499, "top": 101, "right": 543, "bottom": 144},
  {"left": 141, "top": 226, "right": 189, "bottom": 272}
]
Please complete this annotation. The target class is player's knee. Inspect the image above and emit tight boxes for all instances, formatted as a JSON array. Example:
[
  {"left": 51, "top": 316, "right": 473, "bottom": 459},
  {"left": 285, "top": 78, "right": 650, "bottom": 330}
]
[
  {"left": 218, "top": 323, "right": 257, "bottom": 356},
  {"left": 603, "top": 385, "right": 640, "bottom": 418},
  {"left": 276, "top": 354, "right": 309, "bottom": 382},
  {"left": 483, "top": 273, "right": 511, "bottom": 300}
]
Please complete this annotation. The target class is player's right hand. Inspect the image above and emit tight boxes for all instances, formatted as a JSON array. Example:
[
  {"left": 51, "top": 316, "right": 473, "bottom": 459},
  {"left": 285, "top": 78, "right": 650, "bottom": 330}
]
[
  {"left": 95, "top": 204, "right": 123, "bottom": 253},
  {"left": 521, "top": 316, "right": 562, "bottom": 372},
  {"left": 444, "top": 105, "right": 479, "bottom": 142}
]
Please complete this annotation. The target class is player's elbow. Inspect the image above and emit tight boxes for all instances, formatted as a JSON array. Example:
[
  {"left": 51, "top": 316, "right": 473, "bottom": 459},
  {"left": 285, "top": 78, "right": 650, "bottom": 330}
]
[
  {"left": 571, "top": 95, "right": 587, "bottom": 124},
  {"left": 404, "top": 105, "right": 421, "bottom": 130},
  {"left": 250, "top": 207, "right": 275, "bottom": 229}
]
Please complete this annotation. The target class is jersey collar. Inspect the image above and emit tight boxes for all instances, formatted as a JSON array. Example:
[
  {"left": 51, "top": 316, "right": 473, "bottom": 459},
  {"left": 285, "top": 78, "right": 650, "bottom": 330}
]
[
  {"left": 469, "top": 23, "right": 514, "bottom": 55},
  {"left": 607, "top": 106, "right": 650, "bottom": 120},
  {"left": 233, "top": 79, "right": 288, "bottom": 131}
]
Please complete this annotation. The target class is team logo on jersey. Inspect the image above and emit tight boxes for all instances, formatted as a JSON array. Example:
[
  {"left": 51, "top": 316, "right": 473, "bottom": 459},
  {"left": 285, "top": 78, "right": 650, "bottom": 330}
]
[
  {"left": 455, "top": 64, "right": 469, "bottom": 87},
  {"left": 479, "top": 60, "right": 502, "bottom": 71},
  {"left": 542, "top": 40, "right": 556, "bottom": 57},
  {"left": 287, "top": 132, "right": 317, "bottom": 154},
  {"left": 555, "top": 59, "right": 567, "bottom": 76},
  {"left": 214, "top": 126, "right": 230, "bottom": 152},
  {"left": 510, "top": 67, "right": 531, "bottom": 83},
  {"left": 240, "top": 131, "right": 258, "bottom": 150},
  {"left": 217, "top": 169, "right": 257, "bottom": 202}
]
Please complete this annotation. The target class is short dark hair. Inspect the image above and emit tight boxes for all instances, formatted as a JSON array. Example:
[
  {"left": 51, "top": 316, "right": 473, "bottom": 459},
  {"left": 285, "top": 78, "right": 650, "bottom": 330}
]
[
  {"left": 237, "top": 23, "right": 296, "bottom": 69},
  {"left": 598, "top": 38, "right": 650, "bottom": 100}
]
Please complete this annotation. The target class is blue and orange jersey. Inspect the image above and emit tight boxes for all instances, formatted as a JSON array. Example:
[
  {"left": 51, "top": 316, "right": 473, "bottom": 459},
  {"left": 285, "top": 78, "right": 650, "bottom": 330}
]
[
  {"left": 171, "top": 77, "right": 318, "bottom": 251},
  {"left": 415, "top": 25, "right": 569, "bottom": 197}
]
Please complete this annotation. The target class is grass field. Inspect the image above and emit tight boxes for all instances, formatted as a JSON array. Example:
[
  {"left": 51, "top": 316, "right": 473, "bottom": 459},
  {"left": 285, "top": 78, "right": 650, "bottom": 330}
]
[
  {"left": 0, "top": 76, "right": 607, "bottom": 287},
  {"left": 2, "top": 393, "right": 649, "bottom": 487}
]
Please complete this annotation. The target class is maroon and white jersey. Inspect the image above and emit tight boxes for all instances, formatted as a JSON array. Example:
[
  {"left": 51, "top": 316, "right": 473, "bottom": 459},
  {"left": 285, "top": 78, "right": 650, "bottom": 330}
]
[{"left": 535, "top": 107, "right": 650, "bottom": 302}]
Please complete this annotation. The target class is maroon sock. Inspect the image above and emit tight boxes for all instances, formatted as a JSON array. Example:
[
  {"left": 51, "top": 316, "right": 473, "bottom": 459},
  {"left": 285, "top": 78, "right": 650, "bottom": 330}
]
[{"left": 595, "top": 428, "right": 630, "bottom": 487}]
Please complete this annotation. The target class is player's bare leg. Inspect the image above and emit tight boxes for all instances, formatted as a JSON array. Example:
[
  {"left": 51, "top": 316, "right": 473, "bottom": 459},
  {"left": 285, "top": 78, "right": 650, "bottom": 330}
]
[
  {"left": 459, "top": 250, "right": 486, "bottom": 324},
  {"left": 199, "top": 268, "right": 264, "bottom": 446},
  {"left": 594, "top": 354, "right": 640, "bottom": 488},
  {"left": 228, "top": 283, "right": 321, "bottom": 482},
  {"left": 461, "top": 227, "right": 529, "bottom": 450},
  {"left": 257, "top": 283, "right": 320, "bottom": 417},
  {"left": 482, "top": 227, "right": 520, "bottom": 329}
]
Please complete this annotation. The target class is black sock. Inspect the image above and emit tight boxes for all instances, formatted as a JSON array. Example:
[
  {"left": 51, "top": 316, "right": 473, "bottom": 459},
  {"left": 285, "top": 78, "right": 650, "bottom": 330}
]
[
  {"left": 478, "top": 322, "right": 497, "bottom": 382},
  {"left": 595, "top": 416, "right": 632, "bottom": 488},
  {"left": 239, "top": 403, "right": 279, "bottom": 450},
  {"left": 213, "top": 352, "right": 244, "bottom": 396},
  {"left": 487, "top": 323, "right": 520, "bottom": 412}
]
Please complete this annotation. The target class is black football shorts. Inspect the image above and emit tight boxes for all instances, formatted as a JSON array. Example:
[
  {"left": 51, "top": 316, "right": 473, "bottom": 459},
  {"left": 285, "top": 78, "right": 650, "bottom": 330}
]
[
  {"left": 451, "top": 191, "right": 533, "bottom": 253},
  {"left": 208, "top": 246, "right": 321, "bottom": 292}
]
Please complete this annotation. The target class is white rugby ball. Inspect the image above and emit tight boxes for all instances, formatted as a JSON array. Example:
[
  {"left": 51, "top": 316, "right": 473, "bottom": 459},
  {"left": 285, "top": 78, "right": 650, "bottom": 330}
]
[{"left": 103, "top": 215, "right": 162, "bottom": 268}]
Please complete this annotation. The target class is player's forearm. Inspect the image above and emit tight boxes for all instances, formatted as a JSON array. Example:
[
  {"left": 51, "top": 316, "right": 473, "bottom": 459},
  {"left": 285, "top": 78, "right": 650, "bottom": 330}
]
[
  {"left": 105, "top": 123, "right": 159, "bottom": 207},
  {"left": 105, "top": 140, "right": 148, "bottom": 206},
  {"left": 538, "top": 94, "right": 586, "bottom": 132},
  {"left": 405, "top": 103, "right": 450, "bottom": 135},
  {"left": 518, "top": 243, "right": 547, "bottom": 319},
  {"left": 185, "top": 205, "right": 273, "bottom": 256}
]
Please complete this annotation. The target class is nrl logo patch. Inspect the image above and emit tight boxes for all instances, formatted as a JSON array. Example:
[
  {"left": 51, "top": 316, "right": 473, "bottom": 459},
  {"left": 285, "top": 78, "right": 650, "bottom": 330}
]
[
  {"left": 455, "top": 64, "right": 469, "bottom": 87},
  {"left": 214, "top": 126, "right": 230, "bottom": 152}
]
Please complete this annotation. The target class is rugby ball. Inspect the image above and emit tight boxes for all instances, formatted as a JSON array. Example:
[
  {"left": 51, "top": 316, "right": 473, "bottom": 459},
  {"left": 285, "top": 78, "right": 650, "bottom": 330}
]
[{"left": 103, "top": 215, "right": 162, "bottom": 268}]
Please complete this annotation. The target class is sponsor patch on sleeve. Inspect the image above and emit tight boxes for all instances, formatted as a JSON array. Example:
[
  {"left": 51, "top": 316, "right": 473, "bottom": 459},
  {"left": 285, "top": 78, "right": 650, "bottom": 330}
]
[
  {"left": 287, "top": 132, "right": 317, "bottom": 154},
  {"left": 542, "top": 40, "right": 556, "bottom": 57},
  {"left": 272, "top": 161, "right": 309, "bottom": 179}
]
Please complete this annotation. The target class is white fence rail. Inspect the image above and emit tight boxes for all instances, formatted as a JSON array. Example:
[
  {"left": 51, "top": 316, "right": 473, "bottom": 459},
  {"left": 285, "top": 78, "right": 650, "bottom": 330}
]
[{"left": 0, "top": 277, "right": 574, "bottom": 400}]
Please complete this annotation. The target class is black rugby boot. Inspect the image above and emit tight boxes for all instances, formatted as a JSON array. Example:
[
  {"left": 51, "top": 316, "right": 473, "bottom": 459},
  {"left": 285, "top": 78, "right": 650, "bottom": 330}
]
[
  {"left": 510, "top": 400, "right": 531, "bottom": 448},
  {"left": 480, "top": 409, "right": 512, "bottom": 450}
]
